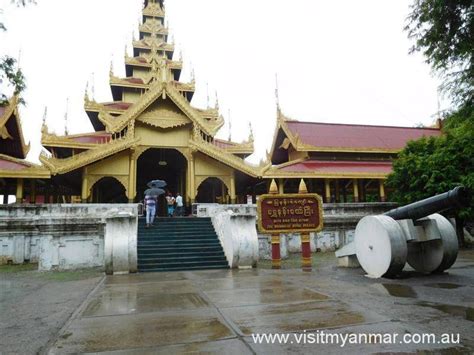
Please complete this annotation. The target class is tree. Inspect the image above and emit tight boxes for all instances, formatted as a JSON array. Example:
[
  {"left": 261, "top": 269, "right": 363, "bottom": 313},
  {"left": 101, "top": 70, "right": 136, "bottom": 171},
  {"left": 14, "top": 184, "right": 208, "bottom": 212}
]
[
  {"left": 387, "top": 108, "right": 474, "bottom": 245},
  {"left": 405, "top": 0, "right": 473, "bottom": 107},
  {"left": 0, "top": 0, "right": 35, "bottom": 106}
]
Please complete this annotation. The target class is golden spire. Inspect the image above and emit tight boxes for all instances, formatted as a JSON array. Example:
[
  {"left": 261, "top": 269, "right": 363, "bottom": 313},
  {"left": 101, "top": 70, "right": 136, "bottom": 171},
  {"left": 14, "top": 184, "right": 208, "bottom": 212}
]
[
  {"left": 228, "top": 109, "right": 232, "bottom": 141},
  {"left": 269, "top": 179, "right": 278, "bottom": 194},
  {"left": 41, "top": 107, "right": 48, "bottom": 134},
  {"left": 298, "top": 179, "right": 308, "bottom": 194}
]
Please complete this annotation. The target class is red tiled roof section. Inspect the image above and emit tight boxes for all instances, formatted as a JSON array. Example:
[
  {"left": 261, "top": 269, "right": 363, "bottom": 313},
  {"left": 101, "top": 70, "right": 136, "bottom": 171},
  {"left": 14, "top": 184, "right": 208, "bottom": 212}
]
[
  {"left": 69, "top": 133, "right": 112, "bottom": 144},
  {"left": 0, "top": 157, "right": 29, "bottom": 170},
  {"left": 123, "top": 78, "right": 144, "bottom": 85},
  {"left": 280, "top": 160, "right": 393, "bottom": 175},
  {"left": 213, "top": 139, "right": 237, "bottom": 149},
  {"left": 103, "top": 102, "right": 132, "bottom": 110},
  {"left": 285, "top": 121, "right": 441, "bottom": 151}
]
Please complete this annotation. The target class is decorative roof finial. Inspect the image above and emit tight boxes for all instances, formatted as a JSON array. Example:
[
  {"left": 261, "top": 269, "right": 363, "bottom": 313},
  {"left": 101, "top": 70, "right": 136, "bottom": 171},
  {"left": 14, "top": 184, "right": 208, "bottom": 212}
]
[
  {"left": 42, "top": 106, "right": 47, "bottom": 126},
  {"left": 275, "top": 73, "right": 281, "bottom": 113},
  {"left": 215, "top": 91, "right": 219, "bottom": 110},
  {"left": 248, "top": 122, "right": 254, "bottom": 142},
  {"left": 109, "top": 58, "right": 114, "bottom": 78},
  {"left": 206, "top": 83, "right": 210, "bottom": 108},
  {"left": 228, "top": 109, "right": 232, "bottom": 141},
  {"left": 91, "top": 73, "right": 96, "bottom": 100},
  {"left": 64, "top": 98, "right": 69, "bottom": 136},
  {"left": 84, "top": 82, "right": 89, "bottom": 102}
]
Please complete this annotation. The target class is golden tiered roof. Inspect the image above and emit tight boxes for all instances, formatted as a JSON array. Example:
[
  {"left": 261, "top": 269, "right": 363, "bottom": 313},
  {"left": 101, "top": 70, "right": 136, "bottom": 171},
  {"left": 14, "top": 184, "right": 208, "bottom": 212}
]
[{"left": 40, "top": 0, "right": 257, "bottom": 177}]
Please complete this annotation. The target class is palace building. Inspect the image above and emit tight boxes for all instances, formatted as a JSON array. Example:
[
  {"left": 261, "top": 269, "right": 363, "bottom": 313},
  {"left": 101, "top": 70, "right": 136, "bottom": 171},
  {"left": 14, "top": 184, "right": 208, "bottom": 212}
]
[{"left": 0, "top": 0, "right": 442, "bottom": 208}]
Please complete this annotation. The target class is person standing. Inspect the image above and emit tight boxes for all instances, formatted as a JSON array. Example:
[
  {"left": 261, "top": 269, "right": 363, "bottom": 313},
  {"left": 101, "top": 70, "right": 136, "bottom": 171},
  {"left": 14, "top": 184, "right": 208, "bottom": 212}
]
[
  {"left": 175, "top": 192, "right": 184, "bottom": 217},
  {"left": 145, "top": 194, "right": 157, "bottom": 227},
  {"left": 165, "top": 192, "right": 176, "bottom": 217}
]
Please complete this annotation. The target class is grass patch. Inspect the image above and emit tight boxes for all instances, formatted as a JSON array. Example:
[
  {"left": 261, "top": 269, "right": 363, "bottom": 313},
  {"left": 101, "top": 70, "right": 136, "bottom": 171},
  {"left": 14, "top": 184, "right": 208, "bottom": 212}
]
[
  {"left": 0, "top": 263, "right": 38, "bottom": 273},
  {"left": 0, "top": 263, "right": 103, "bottom": 281},
  {"left": 36, "top": 269, "right": 104, "bottom": 282},
  {"left": 258, "top": 252, "right": 335, "bottom": 269}
]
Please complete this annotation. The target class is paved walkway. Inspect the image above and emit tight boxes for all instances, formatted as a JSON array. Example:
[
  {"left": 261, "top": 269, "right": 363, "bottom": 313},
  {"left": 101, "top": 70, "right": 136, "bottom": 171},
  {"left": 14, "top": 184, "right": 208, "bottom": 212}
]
[{"left": 47, "top": 252, "right": 474, "bottom": 354}]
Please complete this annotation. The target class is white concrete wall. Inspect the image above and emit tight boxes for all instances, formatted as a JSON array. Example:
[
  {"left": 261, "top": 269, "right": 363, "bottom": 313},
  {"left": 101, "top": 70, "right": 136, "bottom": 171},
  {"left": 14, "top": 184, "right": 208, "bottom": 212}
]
[{"left": 0, "top": 204, "right": 138, "bottom": 274}]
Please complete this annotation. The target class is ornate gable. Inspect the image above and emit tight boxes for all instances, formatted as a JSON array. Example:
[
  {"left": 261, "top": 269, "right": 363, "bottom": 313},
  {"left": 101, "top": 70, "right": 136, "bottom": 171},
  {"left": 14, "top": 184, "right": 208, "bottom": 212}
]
[{"left": 137, "top": 97, "right": 191, "bottom": 129}]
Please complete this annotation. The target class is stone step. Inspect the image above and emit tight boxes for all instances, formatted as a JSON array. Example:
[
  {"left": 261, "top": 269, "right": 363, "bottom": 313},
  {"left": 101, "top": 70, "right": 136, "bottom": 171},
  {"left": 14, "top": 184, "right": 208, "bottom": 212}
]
[
  {"left": 137, "top": 246, "right": 224, "bottom": 253},
  {"left": 138, "top": 255, "right": 228, "bottom": 264},
  {"left": 137, "top": 252, "right": 226, "bottom": 259},
  {"left": 138, "top": 227, "right": 216, "bottom": 235},
  {"left": 138, "top": 260, "right": 229, "bottom": 269},
  {"left": 138, "top": 239, "right": 221, "bottom": 245},
  {"left": 138, "top": 264, "right": 229, "bottom": 273},
  {"left": 138, "top": 235, "right": 218, "bottom": 241}
]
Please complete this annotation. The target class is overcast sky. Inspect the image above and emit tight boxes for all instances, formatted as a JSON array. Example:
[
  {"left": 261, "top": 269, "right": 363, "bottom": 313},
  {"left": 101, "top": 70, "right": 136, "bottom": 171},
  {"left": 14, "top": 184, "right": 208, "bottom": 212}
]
[{"left": 0, "top": 0, "right": 446, "bottom": 163}]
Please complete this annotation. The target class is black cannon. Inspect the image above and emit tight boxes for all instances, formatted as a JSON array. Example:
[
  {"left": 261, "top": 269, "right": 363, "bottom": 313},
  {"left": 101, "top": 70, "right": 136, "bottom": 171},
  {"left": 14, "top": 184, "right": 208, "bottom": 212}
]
[{"left": 384, "top": 186, "right": 471, "bottom": 221}]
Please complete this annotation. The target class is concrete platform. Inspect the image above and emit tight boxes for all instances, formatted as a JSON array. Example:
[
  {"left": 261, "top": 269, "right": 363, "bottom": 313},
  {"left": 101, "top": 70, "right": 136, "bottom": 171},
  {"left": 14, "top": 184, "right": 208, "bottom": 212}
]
[{"left": 47, "top": 251, "right": 474, "bottom": 354}]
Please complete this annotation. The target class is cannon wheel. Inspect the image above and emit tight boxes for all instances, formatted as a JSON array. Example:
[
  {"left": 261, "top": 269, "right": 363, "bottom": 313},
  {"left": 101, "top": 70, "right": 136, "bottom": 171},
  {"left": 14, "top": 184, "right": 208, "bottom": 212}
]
[
  {"left": 355, "top": 215, "right": 407, "bottom": 278},
  {"left": 406, "top": 214, "right": 458, "bottom": 274}
]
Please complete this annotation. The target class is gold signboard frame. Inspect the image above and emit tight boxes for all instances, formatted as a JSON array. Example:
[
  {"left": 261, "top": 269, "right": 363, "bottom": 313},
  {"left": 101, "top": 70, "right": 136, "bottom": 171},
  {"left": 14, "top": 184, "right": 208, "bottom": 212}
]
[{"left": 257, "top": 193, "right": 324, "bottom": 234}]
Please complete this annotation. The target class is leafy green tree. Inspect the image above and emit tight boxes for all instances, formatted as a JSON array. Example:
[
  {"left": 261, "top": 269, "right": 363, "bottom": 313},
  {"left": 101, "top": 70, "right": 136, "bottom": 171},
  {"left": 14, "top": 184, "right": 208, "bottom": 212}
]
[
  {"left": 0, "top": 0, "right": 35, "bottom": 106},
  {"left": 387, "top": 108, "right": 474, "bottom": 245},
  {"left": 405, "top": 0, "right": 473, "bottom": 107}
]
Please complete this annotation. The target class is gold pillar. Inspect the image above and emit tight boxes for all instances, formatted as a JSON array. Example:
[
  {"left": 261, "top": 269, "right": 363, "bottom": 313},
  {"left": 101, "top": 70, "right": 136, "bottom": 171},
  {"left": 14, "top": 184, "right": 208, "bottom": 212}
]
[
  {"left": 30, "top": 180, "right": 36, "bottom": 204},
  {"left": 230, "top": 172, "right": 236, "bottom": 204},
  {"left": 128, "top": 154, "right": 137, "bottom": 203},
  {"left": 353, "top": 179, "right": 359, "bottom": 203},
  {"left": 278, "top": 178, "right": 284, "bottom": 194},
  {"left": 324, "top": 179, "right": 331, "bottom": 203},
  {"left": 379, "top": 180, "right": 386, "bottom": 202},
  {"left": 188, "top": 154, "right": 196, "bottom": 204},
  {"left": 16, "top": 178, "right": 24, "bottom": 203},
  {"left": 81, "top": 168, "right": 89, "bottom": 203}
]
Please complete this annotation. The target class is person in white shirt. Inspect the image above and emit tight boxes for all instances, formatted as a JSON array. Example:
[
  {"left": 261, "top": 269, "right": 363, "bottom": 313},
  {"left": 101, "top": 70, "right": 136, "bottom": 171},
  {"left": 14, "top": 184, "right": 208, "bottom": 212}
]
[{"left": 175, "top": 193, "right": 184, "bottom": 217}]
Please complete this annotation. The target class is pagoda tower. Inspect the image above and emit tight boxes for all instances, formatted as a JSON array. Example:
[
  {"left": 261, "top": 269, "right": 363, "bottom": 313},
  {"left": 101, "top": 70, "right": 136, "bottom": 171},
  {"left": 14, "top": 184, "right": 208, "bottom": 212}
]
[{"left": 40, "top": 0, "right": 257, "bottom": 206}]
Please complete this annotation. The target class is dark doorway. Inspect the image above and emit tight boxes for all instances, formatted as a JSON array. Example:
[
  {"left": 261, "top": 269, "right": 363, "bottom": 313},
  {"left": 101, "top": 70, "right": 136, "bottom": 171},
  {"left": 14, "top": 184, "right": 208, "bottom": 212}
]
[
  {"left": 92, "top": 177, "right": 128, "bottom": 203},
  {"left": 196, "top": 177, "right": 228, "bottom": 203},
  {"left": 136, "top": 148, "right": 187, "bottom": 216}
]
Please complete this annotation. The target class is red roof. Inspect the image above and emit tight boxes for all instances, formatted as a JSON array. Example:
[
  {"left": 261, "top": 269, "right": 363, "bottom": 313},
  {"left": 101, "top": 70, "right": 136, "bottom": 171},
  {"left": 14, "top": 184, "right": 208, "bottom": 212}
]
[
  {"left": 124, "top": 78, "right": 144, "bottom": 85},
  {"left": 285, "top": 121, "right": 441, "bottom": 151},
  {"left": 213, "top": 139, "right": 237, "bottom": 149},
  {"left": 279, "top": 159, "right": 393, "bottom": 175},
  {"left": 0, "top": 157, "right": 29, "bottom": 171},
  {"left": 104, "top": 102, "right": 132, "bottom": 110},
  {"left": 69, "top": 133, "right": 112, "bottom": 144}
]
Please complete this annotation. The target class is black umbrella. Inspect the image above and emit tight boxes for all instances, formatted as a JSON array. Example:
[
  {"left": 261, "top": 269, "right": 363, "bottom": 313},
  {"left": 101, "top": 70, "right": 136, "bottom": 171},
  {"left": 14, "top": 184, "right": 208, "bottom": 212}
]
[
  {"left": 147, "top": 179, "right": 167, "bottom": 188},
  {"left": 144, "top": 188, "right": 166, "bottom": 197}
]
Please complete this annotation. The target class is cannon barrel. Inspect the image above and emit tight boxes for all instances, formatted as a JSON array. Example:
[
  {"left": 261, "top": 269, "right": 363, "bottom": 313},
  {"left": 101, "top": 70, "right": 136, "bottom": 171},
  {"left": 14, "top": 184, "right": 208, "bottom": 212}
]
[{"left": 384, "top": 186, "right": 470, "bottom": 221}]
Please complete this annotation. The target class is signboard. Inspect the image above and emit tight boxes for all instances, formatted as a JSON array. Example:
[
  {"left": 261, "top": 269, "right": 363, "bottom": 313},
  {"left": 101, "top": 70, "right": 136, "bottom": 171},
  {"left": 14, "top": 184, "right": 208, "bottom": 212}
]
[{"left": 257, "top": 193, "right": 324, "bottom": 234}]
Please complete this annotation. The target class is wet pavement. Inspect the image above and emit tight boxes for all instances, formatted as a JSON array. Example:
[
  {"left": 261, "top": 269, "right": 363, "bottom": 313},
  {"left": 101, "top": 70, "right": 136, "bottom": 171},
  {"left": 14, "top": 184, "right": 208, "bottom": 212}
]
[{"left": 47, "top": 251, "right": 474, "bottom": 354}]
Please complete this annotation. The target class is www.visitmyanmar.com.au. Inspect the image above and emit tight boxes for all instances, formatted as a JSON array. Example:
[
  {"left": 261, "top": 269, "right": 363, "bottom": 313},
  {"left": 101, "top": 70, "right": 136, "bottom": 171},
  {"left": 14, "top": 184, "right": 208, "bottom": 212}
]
[{"left": 251, "top": 331, "right": 461, "bottom": 347}]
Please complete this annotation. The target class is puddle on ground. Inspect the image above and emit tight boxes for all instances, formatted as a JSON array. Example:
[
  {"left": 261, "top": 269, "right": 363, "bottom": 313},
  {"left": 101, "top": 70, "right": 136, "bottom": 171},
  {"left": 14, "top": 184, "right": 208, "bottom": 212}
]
[
  {"left": 424, "top": 283, "right": 464, "bottom": 289},
  {"left": 416, "top": 301, "right": 474, "bottom": 321},
  {"left": 381, "top": 283, "right": 417, "bottom": 298}
]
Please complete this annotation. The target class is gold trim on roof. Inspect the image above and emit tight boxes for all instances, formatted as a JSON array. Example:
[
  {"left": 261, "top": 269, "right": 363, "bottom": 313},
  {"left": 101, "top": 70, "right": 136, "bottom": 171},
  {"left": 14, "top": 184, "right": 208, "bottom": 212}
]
[
  {"left": 0, "top": 154, "right": 50, "bottom": 178},
  {"left": 0, "top": 96, "right": 30, "bottom": 158}
]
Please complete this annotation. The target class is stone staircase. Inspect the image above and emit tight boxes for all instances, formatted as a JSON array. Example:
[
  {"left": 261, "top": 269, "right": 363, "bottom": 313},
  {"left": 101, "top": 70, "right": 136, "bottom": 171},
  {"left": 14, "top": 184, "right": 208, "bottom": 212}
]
[{"left": 137, "top": 217, "right": 229, "bottom": 272}]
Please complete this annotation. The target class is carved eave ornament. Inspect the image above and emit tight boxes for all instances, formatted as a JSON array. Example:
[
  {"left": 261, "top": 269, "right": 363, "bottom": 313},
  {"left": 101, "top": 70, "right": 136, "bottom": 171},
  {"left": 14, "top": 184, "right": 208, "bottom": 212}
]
[
  {"left": 0, "top": 96, "right": 31, "bottom": 158},
  {"left": 40, "top": 134, "right": 140, "bottom": 175}
]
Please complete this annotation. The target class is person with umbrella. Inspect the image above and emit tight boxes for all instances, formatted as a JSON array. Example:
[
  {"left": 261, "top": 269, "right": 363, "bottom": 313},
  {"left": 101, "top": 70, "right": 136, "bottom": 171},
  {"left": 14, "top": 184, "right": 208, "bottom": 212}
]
[
  {"left": 144, "top": 193, "right": 158, "bottom": 228},
  {"left": 144, "top": 180, "right": 167, "bottom": 227}
]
